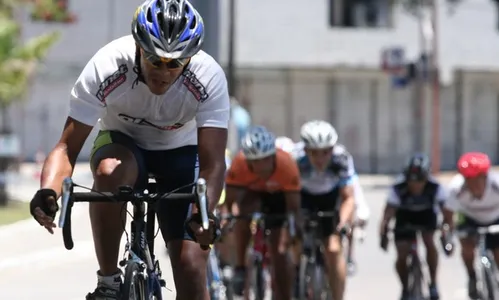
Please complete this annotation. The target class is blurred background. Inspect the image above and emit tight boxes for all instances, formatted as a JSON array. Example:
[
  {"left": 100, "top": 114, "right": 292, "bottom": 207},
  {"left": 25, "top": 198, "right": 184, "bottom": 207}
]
[
  {"left": 0, "top": 0, "right": 497, "bottom": 201},
  {"left": 0, "top": 2, "right": 497, "bottom": 299}
]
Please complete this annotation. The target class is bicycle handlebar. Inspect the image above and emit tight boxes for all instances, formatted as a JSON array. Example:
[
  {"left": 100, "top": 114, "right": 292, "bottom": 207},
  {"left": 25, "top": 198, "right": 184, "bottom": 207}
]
[
  {"left": 457, "top": 224, "right": 499, "bottom": 236},
  {"left": 58, "top": 177, "right": 208, "bottom": 250},
  {"left": 221, "top": 212, "right": 297, "bottom": 238}
]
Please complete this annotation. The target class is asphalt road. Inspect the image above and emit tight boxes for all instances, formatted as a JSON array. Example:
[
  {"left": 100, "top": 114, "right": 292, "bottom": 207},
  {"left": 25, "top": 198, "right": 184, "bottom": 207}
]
[{"left": 0, "top": 164, "right": 471, "bottom": 299}]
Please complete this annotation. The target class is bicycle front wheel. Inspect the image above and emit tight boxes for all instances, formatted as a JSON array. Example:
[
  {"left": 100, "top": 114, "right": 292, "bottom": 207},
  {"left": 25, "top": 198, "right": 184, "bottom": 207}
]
[
  {"left": 251, "top": 257, "right": 266, "bottom": 300},
  {"left": 407, "top": 257, "right": 424, "bottom": 299},
  {"left": 122, "top": 261, "right": 148, "bottom": 300},
  {"left": 298, "top": 255, "right": 330, "bottom": 300},
  {"left": 479, "top": 261, "right": 496, "bottom": 300}
]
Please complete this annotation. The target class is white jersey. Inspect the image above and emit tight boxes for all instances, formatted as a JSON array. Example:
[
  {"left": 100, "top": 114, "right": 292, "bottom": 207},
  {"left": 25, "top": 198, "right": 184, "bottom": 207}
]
[
  {"left": 69, "top": 35, "right": 230, "bottom": 150},
  {"left": 445, "top": 172, "right": 499, "bottom": 224}
]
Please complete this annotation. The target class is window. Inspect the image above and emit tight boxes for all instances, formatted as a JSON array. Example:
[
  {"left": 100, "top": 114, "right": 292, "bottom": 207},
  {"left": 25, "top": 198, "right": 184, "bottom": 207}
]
[{"left": 328, "top": 0, "right": 394, "bottom": 28}]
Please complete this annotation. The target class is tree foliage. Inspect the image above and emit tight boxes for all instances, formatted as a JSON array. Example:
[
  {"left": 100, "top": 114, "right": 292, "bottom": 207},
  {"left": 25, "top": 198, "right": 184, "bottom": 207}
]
[{"left": 0, "top": 0, "right": 60, "bottom": 106}]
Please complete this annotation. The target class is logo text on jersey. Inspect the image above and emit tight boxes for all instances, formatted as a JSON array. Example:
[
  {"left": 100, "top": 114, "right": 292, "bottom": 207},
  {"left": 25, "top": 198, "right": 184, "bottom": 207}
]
[
  {"left": 96, "top": 64, "right": 128, "bottom": 102},
  {"left": 182, "top": 70, "right": 208, "bottom": 102},
  {"left": 118, "top": 113, "right": 184, "bottom": 131}
]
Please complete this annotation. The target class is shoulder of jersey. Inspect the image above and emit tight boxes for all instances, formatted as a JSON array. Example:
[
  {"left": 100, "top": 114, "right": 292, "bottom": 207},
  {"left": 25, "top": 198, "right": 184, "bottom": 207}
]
[
  {"left": 448, "top": 174, "right": 465, "bottom": 192},
  {"left": 88, "top": 35, "right": 137, "bottom": 102},
  {"left": 181, "top": 50, "right": 225, "bottom": 102}
]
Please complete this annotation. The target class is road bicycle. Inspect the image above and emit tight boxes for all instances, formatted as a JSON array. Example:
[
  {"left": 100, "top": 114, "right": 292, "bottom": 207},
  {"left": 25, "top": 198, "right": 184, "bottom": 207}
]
[
  {"left": 58, "top": 176, "right": 210, "bottom": 300},
  {"left": 222, "top": 212, "right": 296, "bottom": 300},
  {"left": 457, "top": 224, "right": 499, "bottom": 300}
]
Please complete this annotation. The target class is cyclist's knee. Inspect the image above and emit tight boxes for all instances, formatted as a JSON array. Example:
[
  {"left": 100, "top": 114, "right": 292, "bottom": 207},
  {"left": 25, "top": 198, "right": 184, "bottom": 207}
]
[
  {"left": 323, "top": 234, "right": 342, "bottom": 263},
  {"left": 169, "top": 241, "right": 208, "bottom": 295},
  {"left": 422, "top": 232, "right": 437, "bottom": 251},
  {"left": 269, "top": 227, "right": 288, "bottom": 255},
  {"left": 395, "top": 242, "right": 411, "bottom": 262},
  {"left": 460, "top": 238, "right": 475, "bottom": 260},
  {"left": 91, "top": 144, "right": 138, "bottom": 191}
]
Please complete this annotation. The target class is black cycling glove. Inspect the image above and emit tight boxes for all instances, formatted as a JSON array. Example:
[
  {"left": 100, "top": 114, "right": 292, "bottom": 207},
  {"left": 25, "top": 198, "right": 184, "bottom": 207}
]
[{"left": 30, "top": 189, "right": 58, "bottom": 223}]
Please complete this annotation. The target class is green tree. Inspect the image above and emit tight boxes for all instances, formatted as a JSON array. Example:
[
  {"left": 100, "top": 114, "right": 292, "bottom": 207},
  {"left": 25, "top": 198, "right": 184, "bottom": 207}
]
[{"left": 0, "top": 0, "right": 59, "bottom": 205}]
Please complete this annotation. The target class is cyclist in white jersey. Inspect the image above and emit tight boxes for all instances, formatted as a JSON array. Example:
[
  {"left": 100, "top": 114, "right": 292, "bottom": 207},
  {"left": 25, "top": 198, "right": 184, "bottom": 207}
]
[
  {"left": 28, "top": 1, "right": 229, "bottom": 299},
  {"left": 443, "top": 152, "right": 499, "bottom": 300},
  {"left": 292, "top": 120, "right": 356, "bottom": 300},
  {"left": 277, "top": 135, "right": 370, "bottom": 274}
]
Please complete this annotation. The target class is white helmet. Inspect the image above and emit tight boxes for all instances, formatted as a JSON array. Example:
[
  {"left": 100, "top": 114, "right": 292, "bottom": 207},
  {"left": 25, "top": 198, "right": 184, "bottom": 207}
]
[
  {"left": 275, "top": 136, "right": 295, "bottom": 154},
  {"left": 240, "top": 126, "right": 276, "bottom": 160},
  {"left": 300, "top": 120, "right": 338, "bottom": 149}
]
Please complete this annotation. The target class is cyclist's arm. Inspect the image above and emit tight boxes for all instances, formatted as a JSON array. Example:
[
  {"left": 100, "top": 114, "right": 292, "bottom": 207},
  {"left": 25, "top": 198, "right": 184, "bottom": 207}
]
[
  {"left": 41, "top": 51, "right": 106, "bottom": 196},
  {"left": 40, "top": 118, "right": 93, "bottom": 197},
  {"left": 196, "top": 63, "right": 230, "bottom": 213},
  {"left": 380, "top": 187, "right": 399, "bottom": 231},
  {"left": 224, "top": 185, "right": 246, "bottom": 215},
  {"left": 281, "top": 154, "right": 302, "bottom": 226},
  {"left": 336, "top": 151, "right": 356, "bottom": 226},
  {"left": 442, "top": 192, "right": 459, "bottom": 231}
]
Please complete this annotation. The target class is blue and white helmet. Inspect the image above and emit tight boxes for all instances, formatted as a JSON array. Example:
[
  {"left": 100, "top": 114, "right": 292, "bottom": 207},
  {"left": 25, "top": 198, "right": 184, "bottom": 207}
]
[
  {"left": 241, "top": 126, "right": 276, "bottom": 160},
  {"left": 132, "top": 0, "right": 204, "bottom": 59}
]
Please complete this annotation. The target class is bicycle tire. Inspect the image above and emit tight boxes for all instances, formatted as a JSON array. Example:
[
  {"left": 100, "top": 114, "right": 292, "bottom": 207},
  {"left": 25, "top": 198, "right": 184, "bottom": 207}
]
[
  {"left": 252, "top": 257, "right": 266, "bottom": 300},
  {"left": 298, "top": 256, "right": 331, "bottom": 300},
  {"left": 480, "top": 261, "right": 496, "bottom": 300},
  {"left": 121, "top": 261, "right": 148, "bottom": 300},
  {"left": 407, "top": 256, "right": 425, "bottom": 299}
]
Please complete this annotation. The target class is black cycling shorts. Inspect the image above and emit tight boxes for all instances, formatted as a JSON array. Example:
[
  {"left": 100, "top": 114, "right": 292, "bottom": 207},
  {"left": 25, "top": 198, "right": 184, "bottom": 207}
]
[
  {"left": 91, "top": 130, "right": 198, "bottom": 243},
  {"left": 457, "top": 215, "right": 499, "bottom": 250},
  {"left": 394, "top": 209, "right": 438, "bottom": 241},
  {"left": 301, "top": 189, "right": 339, "bottom": 238}
]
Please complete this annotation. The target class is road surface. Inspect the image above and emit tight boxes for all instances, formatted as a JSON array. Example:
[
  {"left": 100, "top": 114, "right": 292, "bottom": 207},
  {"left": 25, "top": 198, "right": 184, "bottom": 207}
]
[{"left": 0, "top": 164, "right": 471, "bottom": 299}]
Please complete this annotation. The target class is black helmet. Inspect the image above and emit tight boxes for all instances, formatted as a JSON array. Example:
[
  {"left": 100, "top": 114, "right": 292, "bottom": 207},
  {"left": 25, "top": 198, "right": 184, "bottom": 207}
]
[{"left": 404, "top": 153, "right": 431, "bottom": 181}]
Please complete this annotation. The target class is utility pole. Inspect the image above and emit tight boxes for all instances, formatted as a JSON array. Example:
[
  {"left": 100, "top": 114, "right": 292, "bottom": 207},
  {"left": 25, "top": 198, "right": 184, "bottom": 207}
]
[
  {"left": 190, "top": 0, "right": 220, "bottom": 61},
  {"left": 430, "top": 0, "right": 441, "bottom": 173},
  {"left": 227, "top": 0, "right": 236, "bottom": 96}
]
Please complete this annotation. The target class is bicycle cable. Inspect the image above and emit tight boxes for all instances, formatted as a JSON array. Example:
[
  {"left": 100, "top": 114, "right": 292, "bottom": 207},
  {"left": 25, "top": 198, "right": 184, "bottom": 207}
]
[{"left": 72, "top": 181, "right": 197, "bottom": 245}]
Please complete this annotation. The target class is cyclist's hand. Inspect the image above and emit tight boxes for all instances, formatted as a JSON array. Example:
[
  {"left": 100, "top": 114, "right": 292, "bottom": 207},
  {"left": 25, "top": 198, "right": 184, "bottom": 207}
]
[
  {"left": 380, "top": 234, "right": 389, "bottom": 252},
  {"left": 30, "top": 189, "right": 59, "bottom": 234},
  {"left": 186, "top": 212, "right": 221, "bottom": 247}
]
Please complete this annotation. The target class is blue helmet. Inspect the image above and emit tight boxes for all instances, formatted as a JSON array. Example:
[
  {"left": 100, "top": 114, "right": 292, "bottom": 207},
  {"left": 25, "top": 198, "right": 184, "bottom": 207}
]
[
  {"left": 132, "top": 0, "right": 204, "bottom": 59},
  {"left": 240, "top": 126, "right": 277, "bottom": 160}
]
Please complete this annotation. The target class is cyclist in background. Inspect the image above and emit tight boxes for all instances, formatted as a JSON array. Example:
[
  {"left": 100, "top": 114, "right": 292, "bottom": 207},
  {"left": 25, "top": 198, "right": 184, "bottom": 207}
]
[
  {"left": 294, "top": 120, "right": 356, "bottom": 300},
  {"left": 28, "top": 0, "right": 228, "bottom": 299},
  {"left": 379, "top": 153, "right": 445, "bottom": 300},
  {"left": 215, "top": 149, "right": 234, "bottom": 275},
  {"left": 442, "top": 152, "right": 499, "bottom": 300},
  {"left": 276, "top": 132, "right": 370, "bottom": 276},
  {"left": 224, "top": 126, "right": 302, "bottom": 300}
]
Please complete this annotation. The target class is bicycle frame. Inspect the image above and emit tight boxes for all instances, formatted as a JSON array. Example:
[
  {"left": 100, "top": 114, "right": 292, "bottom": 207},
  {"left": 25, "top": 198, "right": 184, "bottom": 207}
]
[
  {"left": 123, "top": 182, "right": 164, "bottom": 299},
  {"left": 59, "top": 177, "right": 209, "bottom": 299},
  {"left": 407, "top": 236, "right": 424, "bottom": 299}
]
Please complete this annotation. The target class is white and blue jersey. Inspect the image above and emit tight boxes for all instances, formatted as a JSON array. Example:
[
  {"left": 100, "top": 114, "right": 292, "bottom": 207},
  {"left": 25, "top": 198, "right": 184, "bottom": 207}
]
[
  {"left": 296, "top": 143, "right": 370, "bottom": 221},
  {"left": 296, "top": 144, "right": 356, "bottom": 195}
]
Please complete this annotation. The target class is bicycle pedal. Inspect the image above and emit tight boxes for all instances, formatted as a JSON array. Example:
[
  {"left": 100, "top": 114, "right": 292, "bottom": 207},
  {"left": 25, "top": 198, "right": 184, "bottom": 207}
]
[{"left": 159, "top": 279, "right": 166, "bottom": 287}]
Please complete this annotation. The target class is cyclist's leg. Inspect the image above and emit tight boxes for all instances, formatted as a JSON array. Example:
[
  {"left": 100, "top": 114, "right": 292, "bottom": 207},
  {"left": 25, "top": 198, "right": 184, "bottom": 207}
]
[
  {"left": 419, "top": 209, "right": 439, "bottom": 297},
  {"left": 483, "top": 217, "right": 499, "bottom": 265},
  {"left": 263, "top": 192, "right": 293, "bottom": 300},
  {"left": 215, "top": 201, "right": 236, "bottom": 270},
  {"left": 393, "top": 210, "right": 414, "bottom": 299},
  {"left": 314, "top": 191, "right": 345, "bottom": 300},
  {"left": 456, "top": 214, "right": 479, "bottom": 298},
  {"left": 147, "top": 145, "right": 209, "bottom": 299},
  {"left": 88, "top": 130, "right": 148, "bottom": 298}
]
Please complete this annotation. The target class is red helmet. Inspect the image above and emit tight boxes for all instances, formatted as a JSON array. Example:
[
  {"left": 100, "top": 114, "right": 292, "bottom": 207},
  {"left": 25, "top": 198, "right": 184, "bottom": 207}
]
[{"left": 457, "top": 152, "right": 491, "bottom": 178}]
